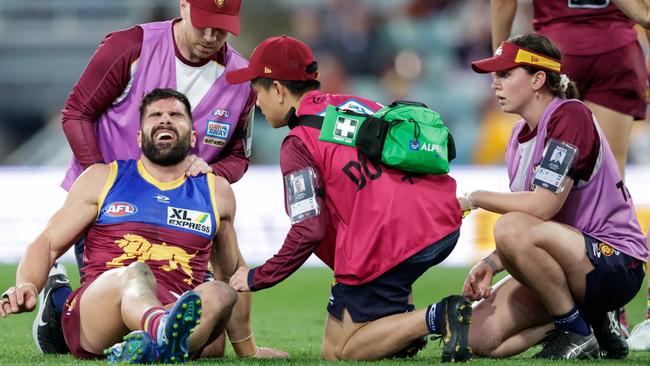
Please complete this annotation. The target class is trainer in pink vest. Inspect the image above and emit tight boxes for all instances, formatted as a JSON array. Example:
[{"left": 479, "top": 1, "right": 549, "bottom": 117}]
[
  {"left": 289, "top": 91, "right": 462, "bottom": 285},
  {"left": 63, "top": 20, "right": 250, "bottom": 190},
  {"left": 505, "top": 97, "right": 647, "bottom": 261}
]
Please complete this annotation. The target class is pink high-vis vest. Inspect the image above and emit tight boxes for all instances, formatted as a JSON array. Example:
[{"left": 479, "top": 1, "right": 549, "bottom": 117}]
[
  {"left": 63, "top": 20, "right": 250, "bottom": 189},
  {"left": 289, "top": 91, "right": 462, "bottom": 285},
  {"left": 505, "top": 98, "right": 647, "bottom": 261}
]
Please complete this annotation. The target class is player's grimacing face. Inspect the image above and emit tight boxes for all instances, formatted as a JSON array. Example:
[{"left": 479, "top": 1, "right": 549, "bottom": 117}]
[
  {"left": 140, "top": 98, "right": 195, "bottom": 166},
  {"left": 491, "top": 67, "right": 533, "bottom": 114}
]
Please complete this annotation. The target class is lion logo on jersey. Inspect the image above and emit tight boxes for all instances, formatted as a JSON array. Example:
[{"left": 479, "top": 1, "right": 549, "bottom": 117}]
[{"left": 106, "top": 234, "right": 197, "bottom": 286}]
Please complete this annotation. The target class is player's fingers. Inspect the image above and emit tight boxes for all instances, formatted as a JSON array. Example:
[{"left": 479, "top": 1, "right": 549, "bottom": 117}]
[
  {"left": 15, "top": 287, "right": 24, "bottom": 307},
  {"left": 0, "top": 298, "right": 10, "bottom": 317},
  {"left": 9, "top": 292, "right": 20, "bottom": 313},
  {"left": 23, "top": 291, "right": 37, "bottom": 311},
  {"left": 1, "top": 287, "right": 19, "bottom": 313},
  {"left": 255, "top": 347, "right": 290, "bottom": 359}
]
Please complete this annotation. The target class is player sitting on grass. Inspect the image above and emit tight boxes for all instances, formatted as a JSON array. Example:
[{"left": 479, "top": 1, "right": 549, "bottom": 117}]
[{"left": 0, "top": 88, "right": 285, "bottom": 363}]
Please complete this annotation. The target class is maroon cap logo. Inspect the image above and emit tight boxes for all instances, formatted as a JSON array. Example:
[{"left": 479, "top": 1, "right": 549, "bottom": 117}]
[{"left": 214, "top": 0, "right": 226, "bottom": 7}]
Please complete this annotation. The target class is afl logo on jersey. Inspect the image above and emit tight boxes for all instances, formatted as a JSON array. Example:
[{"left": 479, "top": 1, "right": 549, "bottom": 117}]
[
  {"left": 105, "top": 202, "right": 138, "bottom": 217},
  {"left": 212, "top": 108, "right": 230, "bottom": 119}
]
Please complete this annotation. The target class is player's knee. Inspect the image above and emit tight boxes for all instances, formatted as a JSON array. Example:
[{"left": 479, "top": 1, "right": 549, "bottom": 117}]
[
  {"left": 124, "top": 262, "right": 155, "bottom": 283},
  {"left": 469, "top": 326, "right": 504, "bottom": 357},
  {"left": 471, "top": 343, "right": 501, "bottom": 358},
  {"left": 321, "top": 344, "right": 339, "bottom": 361},
  {"left": 199, "top": 281, "right": 237, "bottom": 317},
  {"left": 494, "top": 212, "right": 529, "bottom": 255},
  {"left": 335, "top": 347, "right": 366, "bottom": 361}
]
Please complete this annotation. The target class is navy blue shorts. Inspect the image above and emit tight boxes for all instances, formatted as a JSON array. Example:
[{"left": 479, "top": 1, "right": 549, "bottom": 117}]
[
  {"left": 327, "top": 230, "right": 460, "bottom": 323},
  {"left": 581, "top": 234, "right": 645, "bottom": 323}
]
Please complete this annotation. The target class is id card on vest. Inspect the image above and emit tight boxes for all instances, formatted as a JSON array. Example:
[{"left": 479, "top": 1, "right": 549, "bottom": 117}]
[
  {"left": 285, "top": 167, "right": 320, "bottom": 224},
  {"left": 532, "top": 138, "right": 578, "bottom": 193}
]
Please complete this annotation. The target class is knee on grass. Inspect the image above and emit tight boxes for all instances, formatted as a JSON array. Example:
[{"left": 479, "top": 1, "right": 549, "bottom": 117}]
[{"left": 470, "top": 330, "right": 511, "bottom": 358}]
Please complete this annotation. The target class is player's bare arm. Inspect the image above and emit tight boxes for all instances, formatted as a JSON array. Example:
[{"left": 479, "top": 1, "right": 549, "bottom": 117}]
[
  {"left": 209, "top": 175, "right": 256, "bottom": 351},
  {"left": 210, "top": 175, "right": 240, "bottom": 280},
  {"left": 208, "top": 175, "right": 288, "bottom": 358},
  {"left": 491, "top": 0, "right": 518, "bottom": 50},
  {"left": 1, "top": 164, "right": 110, "bottom": 317},
  {"left": 613, "top": 0, "right": 650, "bottom": 28}
]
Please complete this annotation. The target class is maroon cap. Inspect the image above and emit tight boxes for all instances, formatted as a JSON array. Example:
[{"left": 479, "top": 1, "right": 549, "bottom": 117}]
[
  {"left": 226, "top": 36, "right": 318, "bottom": 84},
  {"left": 187, "top": 0, "right": 241, "bottom": 36},
  {"left": 471, "top": 41, "right": 561, "bottom": 74}
]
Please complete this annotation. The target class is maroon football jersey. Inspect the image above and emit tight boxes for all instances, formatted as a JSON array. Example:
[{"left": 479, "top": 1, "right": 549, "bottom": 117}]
[{"left": 532, "top": 0, "right": 637, "bottom": 55}]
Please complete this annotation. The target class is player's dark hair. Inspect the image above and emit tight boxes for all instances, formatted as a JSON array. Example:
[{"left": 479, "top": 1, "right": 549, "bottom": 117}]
[
  {"left": 139, "top": 88, "right": 193, "bottom": 126},
  {"left": 251, "top": 77, "right": 321, "bottom": 97},
  {"left": 509, "top": 34, "right": 579, "bottom": 99}
]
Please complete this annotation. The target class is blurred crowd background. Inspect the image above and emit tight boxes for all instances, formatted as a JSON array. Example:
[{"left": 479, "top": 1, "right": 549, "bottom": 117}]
[{"left": 0, "top": 0, "right": 648, "bottom": 168}]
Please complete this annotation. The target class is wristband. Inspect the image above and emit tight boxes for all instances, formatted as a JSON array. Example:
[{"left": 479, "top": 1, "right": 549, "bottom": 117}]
[
  {"left": 481, "top": 256, "right": 499, "bottom": 274},
  {"left": 464, "top": 192, "right": 478, "bottom": 210}
]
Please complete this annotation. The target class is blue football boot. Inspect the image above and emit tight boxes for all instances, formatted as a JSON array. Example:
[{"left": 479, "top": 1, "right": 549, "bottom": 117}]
[
  {"left": 155, "top": 291, "right": 202, "bottom": 363},
  {"left": 105, "top": 331, "right": 156, "bottom": 364}
]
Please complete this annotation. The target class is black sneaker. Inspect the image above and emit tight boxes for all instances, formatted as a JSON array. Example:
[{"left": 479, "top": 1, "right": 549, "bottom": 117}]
[
  {"left": 594, "top": 311, "right": 629, "bottom": 359},
  {"left": 533, "top": 330, "right": 600, "bottom": 360},
  {"left": 32, "top": 263, "right": 71, "bottom": 354},
  {"left": 438, "top": 295, "right": 472, "bottom": 363},
  {"left": 393, "top": 336, "right": 428, "bottom": 358}
]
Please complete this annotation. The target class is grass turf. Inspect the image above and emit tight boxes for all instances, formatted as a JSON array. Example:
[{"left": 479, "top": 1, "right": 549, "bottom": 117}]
[{"left": 0, "top": 263, "right": 648, "bottom": 365}]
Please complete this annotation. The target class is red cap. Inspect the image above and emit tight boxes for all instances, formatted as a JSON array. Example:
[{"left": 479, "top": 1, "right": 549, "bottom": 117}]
[
  {"left": 226, "top": 36, "right": 318, "bottom": 84},
  {"left": 471, "top": 41, "right": 561, "bottom": 74},
  {"left": 187, "top": 0, "right": 241, "bottom": 36}
]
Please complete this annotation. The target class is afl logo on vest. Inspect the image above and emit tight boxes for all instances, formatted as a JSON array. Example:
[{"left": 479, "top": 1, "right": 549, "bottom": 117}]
[{"left": 105, "top": 202, "right": 138, "bottom": 217}]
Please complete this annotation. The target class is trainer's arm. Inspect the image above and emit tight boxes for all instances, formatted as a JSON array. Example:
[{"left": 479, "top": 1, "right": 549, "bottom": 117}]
[
  {"left": 491, "top": 0, "right": 518, "bottom": 51},
  {"left": 235, "top": 137, "right": 326, "bottom": 291},
  {"left": 466, "top": 179, "right": 573, "bottom": 221},
  {"left": 8, "top": 165, "right": 108, "bottom": 314},
  {"left": 613, "top": 0, "right": 650, "bottom": 28},
  {"left": 62, "top": 27, "right": 143, "bottom": 169},
  {"left": 208, "top": 89, "right": 256, "bottom": 183}
]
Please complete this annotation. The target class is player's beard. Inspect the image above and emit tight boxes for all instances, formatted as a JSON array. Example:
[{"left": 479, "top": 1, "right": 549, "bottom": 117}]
[{"left": 141, "top": 126, "right": 191, "bottom": 166}]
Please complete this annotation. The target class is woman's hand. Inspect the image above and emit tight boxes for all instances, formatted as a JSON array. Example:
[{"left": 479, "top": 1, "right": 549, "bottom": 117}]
[{"left": 462, "top": 261, "right": 494, "bottom": 301}]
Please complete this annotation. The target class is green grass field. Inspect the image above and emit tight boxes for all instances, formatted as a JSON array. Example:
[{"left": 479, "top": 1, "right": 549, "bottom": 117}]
[{"left": 1, "top": 263, "right": 648, "bottom": 365}]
